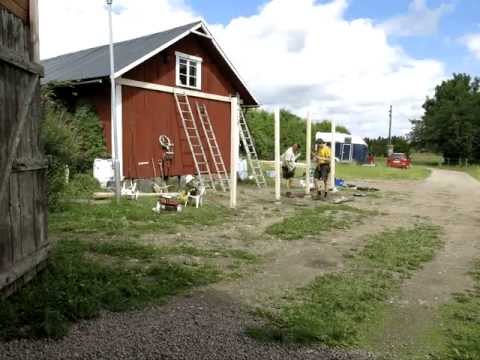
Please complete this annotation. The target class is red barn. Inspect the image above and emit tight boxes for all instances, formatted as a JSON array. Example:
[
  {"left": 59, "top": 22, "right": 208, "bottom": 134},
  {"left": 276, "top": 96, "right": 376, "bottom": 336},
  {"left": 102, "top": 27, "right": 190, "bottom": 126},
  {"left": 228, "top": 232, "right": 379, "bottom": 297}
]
[{"left": 43, "top": 21, "right": 258, "bottom": 184}]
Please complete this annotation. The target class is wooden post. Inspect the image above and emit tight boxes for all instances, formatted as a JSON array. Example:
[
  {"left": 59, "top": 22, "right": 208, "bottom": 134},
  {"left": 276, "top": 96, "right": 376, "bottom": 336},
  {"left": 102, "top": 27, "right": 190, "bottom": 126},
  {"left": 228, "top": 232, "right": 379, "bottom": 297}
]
[
  {"left": 274, "top": 107, "right": 281, "bottom": 202},
  {"left": 29, "top": 0, "right": 40, "bottom": 62},
  {"left": 230, "top": 96, "right": 239, "bottom": 208},
  {"left": 330, "top": 118, "right": 337, "bottom": 192},
  {"left": 305, "top": 113, "right": 312, "bottom": 196}
]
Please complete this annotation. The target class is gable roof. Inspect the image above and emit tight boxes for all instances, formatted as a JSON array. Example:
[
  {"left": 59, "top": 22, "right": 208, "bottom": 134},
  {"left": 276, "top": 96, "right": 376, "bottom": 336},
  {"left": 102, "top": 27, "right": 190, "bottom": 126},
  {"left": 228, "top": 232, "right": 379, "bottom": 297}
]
[{"left": 42, "top": 21, "right": 258, "bottom": 105}]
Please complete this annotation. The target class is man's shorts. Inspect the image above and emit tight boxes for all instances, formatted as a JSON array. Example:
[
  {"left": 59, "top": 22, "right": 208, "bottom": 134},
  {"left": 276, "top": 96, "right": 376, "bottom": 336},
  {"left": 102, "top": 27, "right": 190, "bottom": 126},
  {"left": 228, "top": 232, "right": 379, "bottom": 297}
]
[
  {"left": 314, "top": 164, "right": 330, "bottom": 181},
  {"left": 282, "top": 166, "right": 295, "bottom": 179}
]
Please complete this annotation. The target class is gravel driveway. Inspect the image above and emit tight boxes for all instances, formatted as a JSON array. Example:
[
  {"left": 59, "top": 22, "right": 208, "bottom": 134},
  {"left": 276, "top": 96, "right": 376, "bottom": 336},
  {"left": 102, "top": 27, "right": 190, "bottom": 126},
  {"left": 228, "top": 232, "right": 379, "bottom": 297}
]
[{"left": 0, "top": 290, "right": 371, "bottom": 360}]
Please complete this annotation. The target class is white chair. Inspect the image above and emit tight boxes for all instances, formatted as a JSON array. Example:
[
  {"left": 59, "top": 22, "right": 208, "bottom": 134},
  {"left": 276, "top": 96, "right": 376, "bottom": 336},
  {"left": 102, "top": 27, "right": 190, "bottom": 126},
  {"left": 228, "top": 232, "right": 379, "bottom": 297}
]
[
  {"left": 121, "top": 180, "right": 139, "bottom": 200},
  {"left": 186, "top": 186, "right": 206, "bottom": 208}
]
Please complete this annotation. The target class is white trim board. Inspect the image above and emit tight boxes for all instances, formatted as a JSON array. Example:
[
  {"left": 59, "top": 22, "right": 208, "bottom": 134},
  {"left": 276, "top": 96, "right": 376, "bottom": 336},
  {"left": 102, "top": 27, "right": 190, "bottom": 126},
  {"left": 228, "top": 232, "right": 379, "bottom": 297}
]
[{"left": 117, "top": 78, "right": 232, "bottom": 103}]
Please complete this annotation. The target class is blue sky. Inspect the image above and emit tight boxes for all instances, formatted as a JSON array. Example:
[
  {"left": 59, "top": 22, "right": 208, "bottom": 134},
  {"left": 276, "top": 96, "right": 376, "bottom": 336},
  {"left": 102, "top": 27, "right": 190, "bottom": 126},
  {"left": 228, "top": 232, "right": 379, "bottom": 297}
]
[{"left": 188, "top": 0, "right": 480, "bottom": 76}]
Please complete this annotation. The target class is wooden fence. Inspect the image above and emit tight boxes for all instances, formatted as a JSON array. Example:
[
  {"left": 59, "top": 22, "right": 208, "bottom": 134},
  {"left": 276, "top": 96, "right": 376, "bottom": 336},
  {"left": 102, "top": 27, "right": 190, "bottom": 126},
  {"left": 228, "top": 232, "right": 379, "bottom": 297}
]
[{"left": 0, "top": 0, "right": 48, "bottom": 296}]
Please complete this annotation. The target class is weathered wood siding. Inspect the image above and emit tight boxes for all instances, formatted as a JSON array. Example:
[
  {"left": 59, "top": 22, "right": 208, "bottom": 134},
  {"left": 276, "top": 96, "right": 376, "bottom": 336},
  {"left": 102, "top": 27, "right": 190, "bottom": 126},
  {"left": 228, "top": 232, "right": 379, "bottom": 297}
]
[{"left": 0, "top": 5, "right": 48, "bottom": 295}]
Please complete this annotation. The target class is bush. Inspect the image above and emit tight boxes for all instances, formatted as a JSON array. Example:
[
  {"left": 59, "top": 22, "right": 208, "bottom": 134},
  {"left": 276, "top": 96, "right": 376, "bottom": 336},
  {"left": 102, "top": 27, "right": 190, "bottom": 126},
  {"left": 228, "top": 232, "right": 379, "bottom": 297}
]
[
  {"left": 63, "top": 173, "right": 101, "bottom": 199},
  {"left": 40, "top": 90, "right": 107, "bottom": 209}
]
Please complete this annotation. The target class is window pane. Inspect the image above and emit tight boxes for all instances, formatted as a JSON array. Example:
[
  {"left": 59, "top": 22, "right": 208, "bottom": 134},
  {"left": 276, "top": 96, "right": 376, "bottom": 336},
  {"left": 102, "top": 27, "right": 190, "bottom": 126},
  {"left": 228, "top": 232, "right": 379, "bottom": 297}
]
[
  {"left": 189, "top": 76, "right": 197, "bottom": 87},
  {"left": 180, "top": 58, "right": 188, "bottom": 65},
  {"left": 179, "top": 63, "right": 187, "bottom": 75},
  {"left": 180, "top": 74, "right": 187, "bottom": 85},
  {"left": 189, "top": 64, "right": 197, "bottom": 77}
]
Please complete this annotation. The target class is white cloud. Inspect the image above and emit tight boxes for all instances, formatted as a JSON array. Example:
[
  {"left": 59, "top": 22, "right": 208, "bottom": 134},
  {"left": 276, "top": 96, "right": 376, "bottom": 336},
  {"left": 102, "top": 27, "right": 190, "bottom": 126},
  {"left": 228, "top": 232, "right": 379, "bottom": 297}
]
[
  {"left": 211, "top": 0, "right": 446, "bottom": 136},
  {"left": 381, "top": 0, "right": 453, "bottom": 37},
  {"left": 39, "top": 0, "right": 447, "bottom": 137},
  {"left": 461, "top": 33, "right": 480, "bottom": 60},
  {"left": 39, "top": 0, "right": 199, "bottom": 59}
]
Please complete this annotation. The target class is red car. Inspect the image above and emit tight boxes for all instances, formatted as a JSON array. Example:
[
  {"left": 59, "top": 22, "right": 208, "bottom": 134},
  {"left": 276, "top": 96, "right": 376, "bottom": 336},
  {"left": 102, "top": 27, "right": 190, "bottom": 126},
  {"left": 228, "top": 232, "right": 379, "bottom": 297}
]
[{"left": 387, "top": 153, "right": 411, "bottom": 169}]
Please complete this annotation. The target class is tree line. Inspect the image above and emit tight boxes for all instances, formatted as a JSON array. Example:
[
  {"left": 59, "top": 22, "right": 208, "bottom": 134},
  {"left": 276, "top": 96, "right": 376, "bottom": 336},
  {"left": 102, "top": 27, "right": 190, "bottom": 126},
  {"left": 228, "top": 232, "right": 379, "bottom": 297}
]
[{"left": 411, "top": 73, "right": 480, "bottom": 163}]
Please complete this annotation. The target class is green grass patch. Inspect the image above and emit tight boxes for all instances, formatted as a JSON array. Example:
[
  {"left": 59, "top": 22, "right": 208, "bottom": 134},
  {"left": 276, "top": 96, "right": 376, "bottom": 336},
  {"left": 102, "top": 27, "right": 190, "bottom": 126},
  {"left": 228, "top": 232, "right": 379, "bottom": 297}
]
[
  {"left": 266, "top": 204, "right": 374, "bottom": 240},
  {"left": 0, "top": 239, "right": 220, "bottom": 340},
  {"left": 439, "top": 260, "right": 480, "bottom": 359},
  {"left": 49, "top": 198, "right": 231, "bottom": 237},
  {"left": 249, "top": 224, "right": 443, "bottom": 346},
  {"left": 336, "top": 162, "right": 431, "bottom": 181}
]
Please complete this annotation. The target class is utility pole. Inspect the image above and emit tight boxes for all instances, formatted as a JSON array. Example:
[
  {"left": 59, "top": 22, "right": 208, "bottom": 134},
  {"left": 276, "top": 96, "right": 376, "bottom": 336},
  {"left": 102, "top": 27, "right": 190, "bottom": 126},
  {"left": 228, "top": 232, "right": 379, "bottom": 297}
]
[
  {"left": 388, "top": 105, "right": 392, "bottom": 144},
  {"left": 387, "top": 105, "right": 394, "bottom": 156},
  {"left": 107, "top": 0, "right": 121, "bottom": 202}
]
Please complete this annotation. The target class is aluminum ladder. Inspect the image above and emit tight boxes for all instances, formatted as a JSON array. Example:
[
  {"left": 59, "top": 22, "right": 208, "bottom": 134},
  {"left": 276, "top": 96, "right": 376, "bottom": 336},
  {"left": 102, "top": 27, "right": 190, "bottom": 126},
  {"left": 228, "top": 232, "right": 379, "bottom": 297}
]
[
  {"left": 238, "top": 108, "right": 267, "bottom": 188},
  {"left": 196, "top": 103, "right": 230, "bottom": 192},
  {"left": 174, "top": 92, "right": 216, "bottom": 189}
]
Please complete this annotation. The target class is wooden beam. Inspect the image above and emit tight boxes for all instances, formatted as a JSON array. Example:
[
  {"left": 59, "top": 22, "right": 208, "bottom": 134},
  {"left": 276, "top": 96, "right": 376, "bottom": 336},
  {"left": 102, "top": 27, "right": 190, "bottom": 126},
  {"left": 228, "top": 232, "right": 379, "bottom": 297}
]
[
  {"left": 0, "top": 45, "right": 43, "bottom": 75},
  {"left": 230, "top": 96, "right": 239, "bottom": 209},
  {"left": 29, "top": 0, "right": 39, "bottom": 62},
  {"left": 12, "top": 157, "right": 48, "bottom": 172},
  {"left": 117, "top": 78, "right": 232, "bottom": 103},
  {"left": 274, "top": 107, "right": 281, "bottom": 202},
  {"left": 0, "top": 74, "right": 39, "bottom": 203},
  {"left": 0, "top": 0, "right": 28, "bottom": 21},
  {"left": 305, "top": 113, "right": 312, "bottom": 196}
]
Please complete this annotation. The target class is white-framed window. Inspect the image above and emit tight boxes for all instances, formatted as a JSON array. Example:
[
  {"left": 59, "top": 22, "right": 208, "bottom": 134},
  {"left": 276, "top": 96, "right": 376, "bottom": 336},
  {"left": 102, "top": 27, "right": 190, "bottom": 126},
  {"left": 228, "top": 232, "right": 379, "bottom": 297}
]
[{"left": 175, "top": 51, "right": 202, "bottom": 90}]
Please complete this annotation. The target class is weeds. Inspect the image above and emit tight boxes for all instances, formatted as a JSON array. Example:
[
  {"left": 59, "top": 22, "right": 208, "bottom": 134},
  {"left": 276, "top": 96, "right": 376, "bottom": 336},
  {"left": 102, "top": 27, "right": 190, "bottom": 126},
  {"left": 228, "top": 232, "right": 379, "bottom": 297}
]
[
  {"left": 266, "top": 204, "right": 375, "bottom": 240},
  {"left": 0, "top": 239, "right": 219, "bottom": 340},
  {"left": 439, "top": 260, "right": 480, "bottom": 359},
  {"left": 249, "top": 224, "right": 443, "bottom": 346}
]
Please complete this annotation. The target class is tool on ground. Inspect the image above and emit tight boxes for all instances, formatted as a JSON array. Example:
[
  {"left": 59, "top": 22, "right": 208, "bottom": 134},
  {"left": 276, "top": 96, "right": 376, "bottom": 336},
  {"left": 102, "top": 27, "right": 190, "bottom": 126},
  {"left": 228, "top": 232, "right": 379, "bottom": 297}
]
[
  {"left": 196, "top": 103, "right": 230, "bottom": 192},
  {"left": 238, "top": 109, "right": 266, "bottom": 188},
  {"left": 174, "top": 92, "right": 216, "bottom": 190}
]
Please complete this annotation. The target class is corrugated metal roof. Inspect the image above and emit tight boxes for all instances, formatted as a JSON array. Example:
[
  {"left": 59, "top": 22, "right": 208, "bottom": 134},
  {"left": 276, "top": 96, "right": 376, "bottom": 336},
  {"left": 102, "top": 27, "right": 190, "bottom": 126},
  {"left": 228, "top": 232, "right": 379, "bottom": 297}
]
[{"left": 42, "top": 21, "right": 201, "bottom": 83}]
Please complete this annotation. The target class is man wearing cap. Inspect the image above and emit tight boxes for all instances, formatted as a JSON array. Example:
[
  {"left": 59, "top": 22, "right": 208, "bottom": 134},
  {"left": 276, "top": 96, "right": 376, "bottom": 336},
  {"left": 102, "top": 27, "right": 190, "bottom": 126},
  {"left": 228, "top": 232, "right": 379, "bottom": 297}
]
[{"left": 313, "top": 138, "right": 331, "bottom": 199}]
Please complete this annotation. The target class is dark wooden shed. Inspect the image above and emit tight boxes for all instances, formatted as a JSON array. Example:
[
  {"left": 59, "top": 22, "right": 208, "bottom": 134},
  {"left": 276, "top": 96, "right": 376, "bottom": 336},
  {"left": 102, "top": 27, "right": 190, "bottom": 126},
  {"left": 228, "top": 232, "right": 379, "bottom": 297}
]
[{"left": 0, "top": 0, "right": 48, "bottom": 296}]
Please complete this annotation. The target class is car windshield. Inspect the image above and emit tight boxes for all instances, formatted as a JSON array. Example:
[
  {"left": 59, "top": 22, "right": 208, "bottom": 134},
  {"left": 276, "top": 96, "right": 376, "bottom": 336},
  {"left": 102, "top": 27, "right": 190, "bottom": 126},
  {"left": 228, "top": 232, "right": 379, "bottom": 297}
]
[{"left": 391, "top": 153, "right": 406, "bottom": 160}]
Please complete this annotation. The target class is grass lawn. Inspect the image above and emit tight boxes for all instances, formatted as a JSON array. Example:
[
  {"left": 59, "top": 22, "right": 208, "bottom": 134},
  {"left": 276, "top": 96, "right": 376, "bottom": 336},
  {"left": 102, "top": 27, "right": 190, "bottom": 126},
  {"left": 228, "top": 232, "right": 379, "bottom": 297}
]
[
  {"left": 248, "top": 224, "right": 443, "bottom": 346},
  {"left": 266, "top": 204, "right": 376, "bottom": 240},
  {"left": 50, "top": 197, "right": 230, "bottom": 237},
  {"left": 336, "top": 162, "right": 431, "bottom": 181},
  {"left": 260, "top": 160, "right": 431, "bottom": 182},
  {"left": 0, "top": 199, "right": 256, "bottom": 340},
  {"left": 440, "top": 260, "right": 480, "bottom": 359}
]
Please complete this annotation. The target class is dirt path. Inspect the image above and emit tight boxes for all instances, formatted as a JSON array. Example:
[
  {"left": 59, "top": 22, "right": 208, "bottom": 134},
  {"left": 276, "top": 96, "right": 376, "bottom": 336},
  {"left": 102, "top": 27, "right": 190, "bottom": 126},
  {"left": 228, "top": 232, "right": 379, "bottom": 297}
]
[
  {"left": 2, "top": 170, "right": 479, "bottom": 360},
  {"left": 365, "top": 169, "right": 480, "bottom": 358}
]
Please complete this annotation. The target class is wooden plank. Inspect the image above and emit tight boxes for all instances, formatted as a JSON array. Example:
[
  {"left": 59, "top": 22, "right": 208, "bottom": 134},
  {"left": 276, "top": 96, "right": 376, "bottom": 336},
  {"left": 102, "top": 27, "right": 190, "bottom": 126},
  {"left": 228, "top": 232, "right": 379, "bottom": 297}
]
[
  {"left": 117, "top": 78, "right": 232, "bottom": 103},
  {"left": 0, "top": 74, "right": 38, "bottom": 203},
  {"left": 9, "top": 173, "right": 21, "bottom": 262},
  {"left": 12, "top": 157, "right": 48, "bottom": 172},
  {"left": 29, "top": 0, "right": 38, "bottom": 62},
  {"left": 0, "top": 177, "right": 12, "bottom": 271},
  {"left": 0, "top": 45, "right": 43, "bottom": 75},
  {"left": 0, "top": 244, "right": 49, "bottom": 289},
  {"left": 0, "top": 0, "right": 28, "bottom": 22},
  {"left": 35, "top": 169, "right": 47, "bottom": 247},
  {"left": 18, "top": 172, "right": 35, "bottom": 257}
]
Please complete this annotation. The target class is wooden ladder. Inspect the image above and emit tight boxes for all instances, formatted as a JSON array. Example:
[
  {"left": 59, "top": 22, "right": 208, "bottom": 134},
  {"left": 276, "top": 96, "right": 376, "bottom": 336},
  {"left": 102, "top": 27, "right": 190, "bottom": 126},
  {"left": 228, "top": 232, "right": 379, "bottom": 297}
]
[
  {"left": 196, "top": 103, "right": 230, "bottom": 192},
  {"left": 174, "top": 92, "right": 216, "bottom": 190},
  {"left": 238, "top": 108, "right": 267, "bottom": 188}
]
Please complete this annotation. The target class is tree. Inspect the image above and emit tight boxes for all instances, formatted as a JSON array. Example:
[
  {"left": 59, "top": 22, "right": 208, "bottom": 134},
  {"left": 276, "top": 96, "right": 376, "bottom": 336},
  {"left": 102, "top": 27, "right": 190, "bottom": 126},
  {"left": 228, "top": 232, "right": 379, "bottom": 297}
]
[
  {"left": 364, "top": 136, "right": 411, "bottom": 156},
  {"left": 245, "top": 109, "right": 350, "bottom": 160},
  {"left": 411, "top": 73, "right": 480, "bottom": 162}
]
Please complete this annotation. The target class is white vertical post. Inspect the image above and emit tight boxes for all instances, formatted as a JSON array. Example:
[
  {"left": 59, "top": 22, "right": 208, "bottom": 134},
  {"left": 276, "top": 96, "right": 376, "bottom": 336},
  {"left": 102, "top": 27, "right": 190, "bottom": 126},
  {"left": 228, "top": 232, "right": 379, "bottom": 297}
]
[
  {"left": 107, "top": 0, "right": 121, "bottom": 202},
  {"left": 274, "top": 107, "right": 281, "bottom": 202},
  {"left": 305, "top": 113, "right": 312, "bottom": 196},
  {"left": 230, "top": 97, "right": 239, "bottom": 209},
  {"left": 115, "top": 82, "right": 123, "bottom": 177},
  {"left": 330, "top": 118, "right": 337, "bottom": 192}
]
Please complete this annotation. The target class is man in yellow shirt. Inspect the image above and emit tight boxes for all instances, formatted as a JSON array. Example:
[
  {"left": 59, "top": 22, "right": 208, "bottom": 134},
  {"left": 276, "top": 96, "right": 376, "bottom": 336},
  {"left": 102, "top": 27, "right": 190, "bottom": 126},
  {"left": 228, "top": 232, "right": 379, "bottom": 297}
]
[{"left": 313, "top": 138, "right": 331, "bottom": 198}]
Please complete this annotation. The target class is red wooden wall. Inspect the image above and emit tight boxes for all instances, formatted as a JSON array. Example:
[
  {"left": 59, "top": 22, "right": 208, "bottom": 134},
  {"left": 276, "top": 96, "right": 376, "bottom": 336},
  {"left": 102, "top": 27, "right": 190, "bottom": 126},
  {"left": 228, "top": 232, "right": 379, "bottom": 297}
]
[
  {"left": 84, "top": 33, "right": 237, "bottom": 179},
  {"left": 122, "top": 87, "right": 231, "bottom": 179}
]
